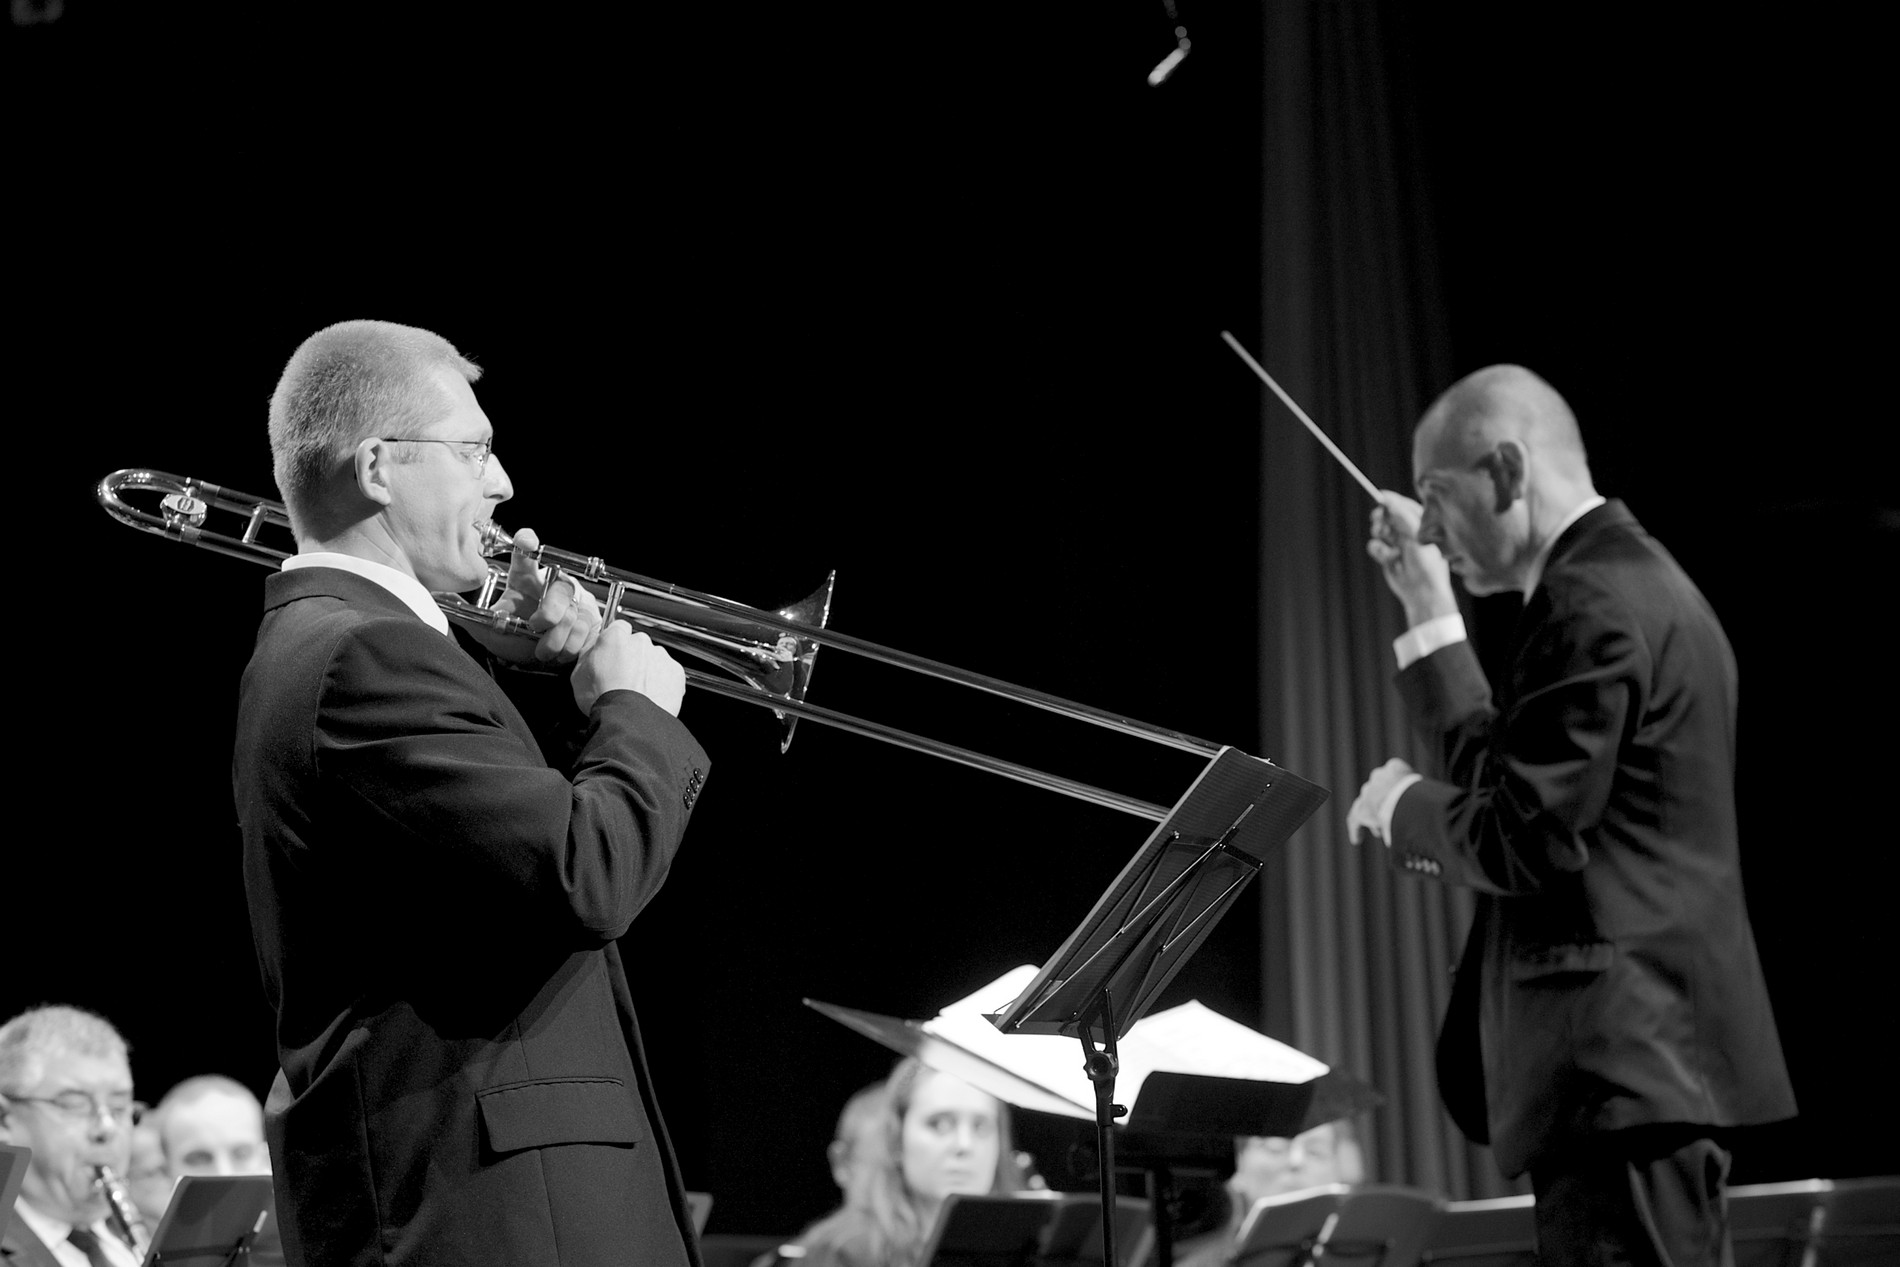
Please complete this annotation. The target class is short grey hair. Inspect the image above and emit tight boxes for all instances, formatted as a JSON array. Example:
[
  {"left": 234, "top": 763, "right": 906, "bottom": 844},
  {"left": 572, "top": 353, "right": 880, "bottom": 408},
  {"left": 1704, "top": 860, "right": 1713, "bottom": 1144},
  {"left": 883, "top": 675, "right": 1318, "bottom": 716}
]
[
  {"left": 0, "top": 1005, "right": 130, "bottom": 1093},
  {"left": 267, "top": 319, "right": 483, "bottom": 536}
]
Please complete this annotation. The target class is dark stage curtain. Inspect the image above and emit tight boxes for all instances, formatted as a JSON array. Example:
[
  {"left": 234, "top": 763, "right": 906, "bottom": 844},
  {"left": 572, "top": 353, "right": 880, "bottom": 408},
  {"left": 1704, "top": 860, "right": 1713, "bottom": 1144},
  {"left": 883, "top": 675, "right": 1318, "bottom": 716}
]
[{"left": 1250, "top": 4, "right": 1515, "bottom": 1201}]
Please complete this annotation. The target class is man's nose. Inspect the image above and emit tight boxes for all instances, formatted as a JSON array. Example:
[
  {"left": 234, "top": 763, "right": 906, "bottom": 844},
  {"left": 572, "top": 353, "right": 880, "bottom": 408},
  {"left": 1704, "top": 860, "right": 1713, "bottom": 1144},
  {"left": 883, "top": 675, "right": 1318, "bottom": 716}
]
[
  {"left": 486, "top": 455, "right": 514, "bottom": 504},
  {"left": 1417, "top": 511, "right": 1444, "bottom": 547}
]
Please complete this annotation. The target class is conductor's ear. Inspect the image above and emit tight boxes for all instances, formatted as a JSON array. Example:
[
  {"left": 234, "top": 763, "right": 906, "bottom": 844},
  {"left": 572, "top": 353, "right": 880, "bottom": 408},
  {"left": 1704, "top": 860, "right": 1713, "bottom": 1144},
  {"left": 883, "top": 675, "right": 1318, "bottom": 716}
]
[
  {"left": 1478, "top": 441, "right": 1526, "bottom": 514},
  {"left": 354, "top": 437, "right": 397, "bottom": 508}
]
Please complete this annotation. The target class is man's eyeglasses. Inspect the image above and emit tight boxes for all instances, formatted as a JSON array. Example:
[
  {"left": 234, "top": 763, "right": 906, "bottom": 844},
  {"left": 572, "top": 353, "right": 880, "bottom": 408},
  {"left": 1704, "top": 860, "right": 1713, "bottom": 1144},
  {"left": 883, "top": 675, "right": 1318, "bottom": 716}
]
[
  {"left": 378, "top": 437, "right": 494, "bottom": 477},
  {"left": 1, "top": 1089, "right": 145, "bottom": 1126}
]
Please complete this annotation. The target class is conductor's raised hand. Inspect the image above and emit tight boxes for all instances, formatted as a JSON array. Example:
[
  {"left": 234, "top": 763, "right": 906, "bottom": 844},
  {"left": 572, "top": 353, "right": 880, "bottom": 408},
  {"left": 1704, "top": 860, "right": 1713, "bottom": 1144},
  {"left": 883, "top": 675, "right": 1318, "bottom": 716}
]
[
  {"left": 470, "top": 526, "right": 604, "bottom": 665},
  {"left": 572, "top": 623, "right": 687, "bottom": 717},
  {"left": 1367, "top": 492, "right": 1456, "bottom": 627}
]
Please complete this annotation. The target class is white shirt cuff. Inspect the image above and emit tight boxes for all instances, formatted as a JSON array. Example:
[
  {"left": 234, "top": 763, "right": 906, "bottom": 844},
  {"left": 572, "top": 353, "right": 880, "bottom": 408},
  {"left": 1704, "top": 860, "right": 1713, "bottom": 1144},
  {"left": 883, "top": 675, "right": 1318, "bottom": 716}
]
[
  {"left": 1393, "top": 613, "right": 1468, "bottom": 670},
  {"left": 1378, "top": 773, "right": 1424, "bottom": 843}
]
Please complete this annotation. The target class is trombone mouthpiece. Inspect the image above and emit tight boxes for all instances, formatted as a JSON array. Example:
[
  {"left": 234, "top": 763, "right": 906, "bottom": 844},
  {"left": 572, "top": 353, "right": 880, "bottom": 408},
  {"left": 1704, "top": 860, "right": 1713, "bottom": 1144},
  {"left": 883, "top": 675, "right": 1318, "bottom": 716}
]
[{"left": 476, "top": 521, "right": 514, "bottom": 557}]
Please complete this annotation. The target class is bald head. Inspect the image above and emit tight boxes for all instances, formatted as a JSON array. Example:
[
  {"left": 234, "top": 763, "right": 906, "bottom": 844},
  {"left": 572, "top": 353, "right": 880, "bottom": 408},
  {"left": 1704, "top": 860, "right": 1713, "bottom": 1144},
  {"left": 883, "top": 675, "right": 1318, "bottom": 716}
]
[
  {"left": 1410, "top": 366, "right": 1598, "bottom": 596},
  {"left": 1417, "top": 365, "right": 1590, "bottom": 485},
  {"left": 154, "top": 1075, "right": 268, "bottom": 1177}
]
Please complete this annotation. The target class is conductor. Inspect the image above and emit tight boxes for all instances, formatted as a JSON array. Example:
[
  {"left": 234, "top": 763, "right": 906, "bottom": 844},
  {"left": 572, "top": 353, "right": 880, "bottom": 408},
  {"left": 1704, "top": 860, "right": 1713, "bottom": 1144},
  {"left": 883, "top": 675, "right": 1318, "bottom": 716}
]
[
  {"left": 1347, "top": 365, "right": 1793, "bottom": 1264},
  {"left": 234, "top": 320, "right": 710, "bottom": 1266}
]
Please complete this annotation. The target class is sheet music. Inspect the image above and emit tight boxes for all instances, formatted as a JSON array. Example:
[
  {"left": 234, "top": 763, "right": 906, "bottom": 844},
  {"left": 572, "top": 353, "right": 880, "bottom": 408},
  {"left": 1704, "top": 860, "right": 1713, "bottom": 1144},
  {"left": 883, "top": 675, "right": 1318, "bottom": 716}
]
[{"left": 920, "top": 966, "right": 1330, "bottom": 1119}]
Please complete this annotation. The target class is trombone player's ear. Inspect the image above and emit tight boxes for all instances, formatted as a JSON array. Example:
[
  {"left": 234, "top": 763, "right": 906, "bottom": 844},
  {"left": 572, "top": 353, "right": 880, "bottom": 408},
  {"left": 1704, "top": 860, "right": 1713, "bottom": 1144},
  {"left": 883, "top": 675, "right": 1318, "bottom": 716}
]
[{"left": 353, "top": 436, "right": 396, "bottom": 508}]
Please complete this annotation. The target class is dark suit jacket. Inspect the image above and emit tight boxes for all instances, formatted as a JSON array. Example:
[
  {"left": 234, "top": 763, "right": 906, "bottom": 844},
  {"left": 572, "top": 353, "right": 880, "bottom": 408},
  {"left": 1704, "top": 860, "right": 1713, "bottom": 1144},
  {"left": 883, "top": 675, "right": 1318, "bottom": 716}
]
[
  {"left": 1388, "top": 501, "right": 1795, "bottom": 1177},
  {"left": 233, "top": 567, "right": 711, "bottom": 1266},
  {"left": 0, "top": 1210, "right": 61, "bottom": 1267}
]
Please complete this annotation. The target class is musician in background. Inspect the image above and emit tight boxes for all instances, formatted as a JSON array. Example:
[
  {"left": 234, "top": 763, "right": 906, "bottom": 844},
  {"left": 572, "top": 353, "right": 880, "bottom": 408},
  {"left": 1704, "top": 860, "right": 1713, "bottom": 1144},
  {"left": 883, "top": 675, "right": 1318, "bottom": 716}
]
[
  {"left": 123, "top": 1119, "right": 169, "bottom": 1234},
  {"left": 1229, "top": 1119, "right": 1364, "bottom": 1207},
  {"left": 236, "top": 319, "right": 710, "bottom": 1267},
  {"left": 826, "top": 1079, "right": 889, "bottom": 1194},
  {"left": 0, "top": 1005, "right": 143, "bottom": 1267},
  {"left": 752, "top": 1080, "right": 890, "bottom": 1267},
  {"left": 1347, "top": 365, "right": 1794, "bottom": 1263},
  {"left": 151, "top": 1076, "right": 268, "bottom": 1179},
  {"left": 1173, "top": 1119, "right": 1365, "bottom": 1267},
  {"left": 790, "top": 1058, "right": 1027, "bottom": 1267}
]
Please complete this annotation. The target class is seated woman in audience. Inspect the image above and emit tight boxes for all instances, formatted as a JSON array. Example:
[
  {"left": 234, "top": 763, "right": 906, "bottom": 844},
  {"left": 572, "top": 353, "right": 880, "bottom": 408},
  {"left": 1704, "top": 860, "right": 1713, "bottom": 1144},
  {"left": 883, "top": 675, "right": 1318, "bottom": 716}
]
[{"left": 793, "top": 1057, "right": 1027, "bottom": 1267}]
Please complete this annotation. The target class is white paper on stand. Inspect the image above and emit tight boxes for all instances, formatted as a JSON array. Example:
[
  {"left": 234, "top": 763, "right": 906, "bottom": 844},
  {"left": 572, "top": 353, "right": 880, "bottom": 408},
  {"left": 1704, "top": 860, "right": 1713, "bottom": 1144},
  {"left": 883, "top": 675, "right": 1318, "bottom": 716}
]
[{"left": 918, "top": 965, "right": 1331, "bottom": 1123}]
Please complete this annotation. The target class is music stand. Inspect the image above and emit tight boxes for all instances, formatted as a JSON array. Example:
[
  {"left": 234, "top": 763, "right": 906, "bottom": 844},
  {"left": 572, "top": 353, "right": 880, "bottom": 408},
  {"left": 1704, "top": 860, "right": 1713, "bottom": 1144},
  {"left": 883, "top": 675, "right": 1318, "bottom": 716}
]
[
  {"left": 917, "top": 1194, "right": 1061, "bottom": 1267},
  {"left": 1039, "top": 1194, "right": 1152, "bottom": 1267},
  {"left": 1, "top": 1143, "right": 30, "bottom": 1221},
  {"left": 988, "top": 747, "right": 1329, "bottom": 1267},
  {"left": 1229, "top": 1185, "right": 1438, "bottom": 1267},
  {"left": 1813, "top": 1174, "right": 1900, "bottom": 1265},
  {"left": 914, "top": 1193, "right": 1153, "bottom": 1267},
  {"left": 1231, "top": 1186, "right": 1349, "bottom": 1267},
  {"left": 1311, "top": 1187, "right": 1440, "bottom": 1267},
  {"left": 138, "top": 1174, "right": 273, "bottom": 1266},
  {"left": 1727, "top": 1180, "right": 1828, "bottom": 1267},
  {"left": 1419, "top": 1194, "right": 1535, "bottom": 1267}
]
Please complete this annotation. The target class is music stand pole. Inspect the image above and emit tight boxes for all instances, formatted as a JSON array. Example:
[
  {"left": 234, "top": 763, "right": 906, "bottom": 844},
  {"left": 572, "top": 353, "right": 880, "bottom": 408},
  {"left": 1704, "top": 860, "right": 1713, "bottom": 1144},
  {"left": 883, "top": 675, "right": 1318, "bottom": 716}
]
[{"left": 1079, "top": 990, "right": 1124, "bottom": 1267}]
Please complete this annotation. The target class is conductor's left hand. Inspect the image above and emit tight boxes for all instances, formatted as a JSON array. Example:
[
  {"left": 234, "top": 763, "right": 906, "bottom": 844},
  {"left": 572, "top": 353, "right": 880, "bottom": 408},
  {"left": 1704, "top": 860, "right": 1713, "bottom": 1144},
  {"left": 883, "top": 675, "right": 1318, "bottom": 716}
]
[
  {"left": 1347, "top": 757, "right": 1415, "bottom": 846},
  {"left": 469, "top": 526, "right": 604, "bottom": 665}
]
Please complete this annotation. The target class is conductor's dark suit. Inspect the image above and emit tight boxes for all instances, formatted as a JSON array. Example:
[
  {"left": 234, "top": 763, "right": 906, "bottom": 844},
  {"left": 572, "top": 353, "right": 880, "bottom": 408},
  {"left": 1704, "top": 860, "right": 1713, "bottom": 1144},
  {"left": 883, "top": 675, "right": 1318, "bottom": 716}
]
[
  {"left": 234, "top": 566, "right": 710, "bottom": 1267},
  {"left": 1387, "top": 501, "right": 1794, "bottom": 1178}
]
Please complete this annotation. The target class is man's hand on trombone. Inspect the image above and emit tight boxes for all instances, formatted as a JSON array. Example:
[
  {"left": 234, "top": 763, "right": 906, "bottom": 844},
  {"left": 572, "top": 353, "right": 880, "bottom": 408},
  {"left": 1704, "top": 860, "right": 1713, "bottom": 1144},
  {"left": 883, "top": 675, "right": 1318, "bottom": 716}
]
[
  {"left": 461, "top": 527, "right": 686, "bottom": 717},
  {"left": 465, "top": 527, "right": 607, "bottom": 666}
]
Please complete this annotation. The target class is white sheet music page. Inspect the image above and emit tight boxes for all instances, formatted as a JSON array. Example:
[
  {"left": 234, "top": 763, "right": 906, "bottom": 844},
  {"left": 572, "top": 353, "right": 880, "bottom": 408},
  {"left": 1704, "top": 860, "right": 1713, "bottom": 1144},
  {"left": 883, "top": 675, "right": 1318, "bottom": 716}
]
[{"left": 920, "top": 966, "right": 1331, "bottom": 1118}]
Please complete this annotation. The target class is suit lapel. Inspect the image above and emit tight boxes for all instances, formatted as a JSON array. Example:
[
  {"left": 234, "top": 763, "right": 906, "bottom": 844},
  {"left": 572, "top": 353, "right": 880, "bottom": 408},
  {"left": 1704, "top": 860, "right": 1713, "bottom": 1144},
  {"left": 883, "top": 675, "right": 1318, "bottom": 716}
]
[{"left": 1, "top": 1211, "right": 66, "bottom": 1267}]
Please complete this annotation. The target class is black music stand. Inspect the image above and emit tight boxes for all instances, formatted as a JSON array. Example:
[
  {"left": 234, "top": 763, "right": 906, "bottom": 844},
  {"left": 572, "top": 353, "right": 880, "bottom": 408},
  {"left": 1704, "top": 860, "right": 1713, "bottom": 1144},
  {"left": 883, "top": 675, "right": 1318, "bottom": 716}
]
[
  {"left": 914, "top": 1193, "right": 1152, "bottom": 1267},
  {"left": 988, "top": 747, "right": 1330, "bottom": 1267},
  {"left": 1231, "top": 1185, "right": 1439, "bottom": 1267},
  {"left": 138, "top": 1174, "right": 273, "bottom": 1266},
  {"left": 1, "top": 1143, "right": 30, "bottom": 1221},
  {"left": 916, "top": 1194, "right": 1061, "bottom": 1267},
  {"left": 1723, "top": 1180, "right": 1826, "bottom": 1267},
  {"left": 1039, "top": 1194, "right": 1153, "bottom": 1267},
  {"left": 1418, "top": 1195, "right": 1535, "bottom": 1267}
]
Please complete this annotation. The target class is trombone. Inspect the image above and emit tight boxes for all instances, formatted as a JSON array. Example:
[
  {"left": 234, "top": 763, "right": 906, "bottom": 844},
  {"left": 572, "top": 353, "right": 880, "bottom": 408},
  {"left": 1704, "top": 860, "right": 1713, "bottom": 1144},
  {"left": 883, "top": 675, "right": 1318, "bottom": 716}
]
[{"left": 98, "top": 469, "right": 1223, "bottom": 822}]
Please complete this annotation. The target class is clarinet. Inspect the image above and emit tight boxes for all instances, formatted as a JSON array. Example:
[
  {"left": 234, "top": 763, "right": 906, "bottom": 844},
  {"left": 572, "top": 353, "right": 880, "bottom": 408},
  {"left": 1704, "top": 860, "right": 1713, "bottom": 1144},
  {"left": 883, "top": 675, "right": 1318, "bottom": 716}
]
[{"left": 92, "top": 1164, "right": 150, "bottom": 1258}]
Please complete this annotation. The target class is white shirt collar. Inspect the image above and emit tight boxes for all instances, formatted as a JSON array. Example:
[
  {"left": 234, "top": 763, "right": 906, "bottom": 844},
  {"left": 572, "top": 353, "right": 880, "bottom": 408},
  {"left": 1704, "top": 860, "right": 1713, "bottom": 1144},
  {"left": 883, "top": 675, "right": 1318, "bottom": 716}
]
[
  {"left": 1522, "top": 494, "right": 1607, "bottom": 598},
  {"left": 282, "top": 552, "right": 452, "bottom": 635}
]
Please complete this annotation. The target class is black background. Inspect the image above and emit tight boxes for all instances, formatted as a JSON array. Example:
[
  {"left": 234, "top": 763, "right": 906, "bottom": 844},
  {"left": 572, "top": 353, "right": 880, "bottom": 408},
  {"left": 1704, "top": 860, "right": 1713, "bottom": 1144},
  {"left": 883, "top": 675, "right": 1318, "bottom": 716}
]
[{"left": 6, "top": 1, "right": 1893, "bottom": 1237}]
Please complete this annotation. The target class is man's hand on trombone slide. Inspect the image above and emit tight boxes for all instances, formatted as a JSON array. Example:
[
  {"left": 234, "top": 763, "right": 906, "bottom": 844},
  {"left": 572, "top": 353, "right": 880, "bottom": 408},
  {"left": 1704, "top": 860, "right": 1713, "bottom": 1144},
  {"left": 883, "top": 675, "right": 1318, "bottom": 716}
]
[{"left": 467, "top": 526, "right": 606, "bottom": 664}]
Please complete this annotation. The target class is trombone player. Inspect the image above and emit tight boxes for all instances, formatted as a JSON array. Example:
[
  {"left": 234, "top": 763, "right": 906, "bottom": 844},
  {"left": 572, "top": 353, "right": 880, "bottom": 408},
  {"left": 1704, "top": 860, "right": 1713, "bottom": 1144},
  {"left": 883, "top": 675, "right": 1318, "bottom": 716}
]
[{"left": 234, "top": 320, "right": 710, "bottom": 1267}]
